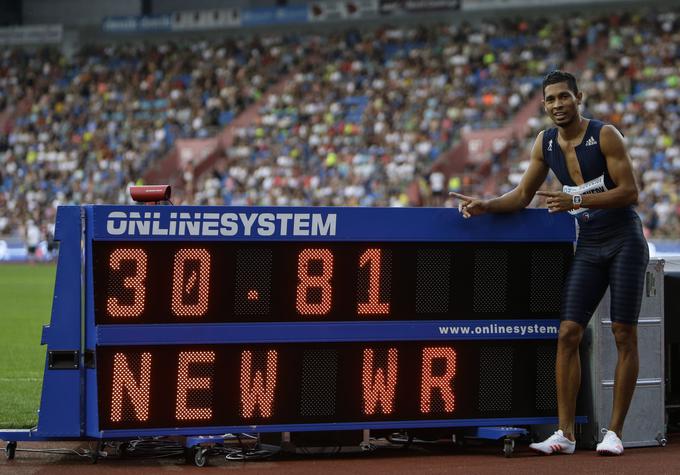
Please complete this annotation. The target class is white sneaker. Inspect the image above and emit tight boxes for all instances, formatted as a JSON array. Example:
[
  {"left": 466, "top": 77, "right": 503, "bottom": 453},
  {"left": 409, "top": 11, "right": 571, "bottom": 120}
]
[
  {"left": 529, "top": 430, "right": 576, "bottom": 455},
  {"left": 596, "top": 429, "right": 624, "bottom": 456}
]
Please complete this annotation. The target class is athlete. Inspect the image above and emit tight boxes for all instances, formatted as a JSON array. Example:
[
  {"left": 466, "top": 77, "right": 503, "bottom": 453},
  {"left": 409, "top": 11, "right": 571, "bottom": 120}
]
[{"left": 450, "top": 70, "right": 648, "bottom": 456}]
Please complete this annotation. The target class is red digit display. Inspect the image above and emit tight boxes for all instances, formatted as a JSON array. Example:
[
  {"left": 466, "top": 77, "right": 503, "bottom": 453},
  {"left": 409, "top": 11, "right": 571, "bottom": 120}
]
[
  {"left": 110, "top": 352, "right": 152, "bottom": 422},
  {"left": 94, "top": 242, "right": 570, "bottom": 324},
  {"left": 420, "top": 347, "right": 456, "bottom": 414},
  {"left": 98, "top": 342, "right": 558, "bottom": 430},
  {"left": 107, "top": 248, "right": 147, "bottom": 318},
  {"left": 175, "top": 351, "right": 215, "bottom": 420},
  {"left": 357, "top": 248, "right": 390, "bottom": 315},
  {"left": 295, "top": 248, "right": 333, "bottom": 315},
  {"left": 240, "top": 350, "right": 278, "bottom": 418},
  {"left": 171, "top": 248, "right": 211, "bottom": 317},
  {"left": 362, "top": 348, "right": 398, "bottom": 415}
]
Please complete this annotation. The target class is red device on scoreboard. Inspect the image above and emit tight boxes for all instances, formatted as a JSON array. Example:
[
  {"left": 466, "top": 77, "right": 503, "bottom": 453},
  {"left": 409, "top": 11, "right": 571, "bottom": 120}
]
[{"left": 129, "top": 185, "right": 171, "bottom": 203}]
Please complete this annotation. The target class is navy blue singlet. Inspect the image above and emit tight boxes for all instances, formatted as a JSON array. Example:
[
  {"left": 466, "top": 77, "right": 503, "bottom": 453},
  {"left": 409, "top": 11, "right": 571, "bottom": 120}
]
[{"left": 542, "top": 119, "right": 649, "bottom": 326}]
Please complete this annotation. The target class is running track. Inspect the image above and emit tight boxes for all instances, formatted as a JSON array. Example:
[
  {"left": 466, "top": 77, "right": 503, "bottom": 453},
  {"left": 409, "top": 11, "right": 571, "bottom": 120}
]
[{"left": 1, "top": 433, "right": 678, "bottom": 474}]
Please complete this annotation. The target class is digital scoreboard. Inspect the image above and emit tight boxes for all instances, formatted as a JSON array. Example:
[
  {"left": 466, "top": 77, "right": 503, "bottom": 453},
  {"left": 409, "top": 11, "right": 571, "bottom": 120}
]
[
  {"left": 1, "top": 205, "right": 577, "bottom": 442},
  {"left": 93, "top": 241, "right": 571, "bottom": 324}
]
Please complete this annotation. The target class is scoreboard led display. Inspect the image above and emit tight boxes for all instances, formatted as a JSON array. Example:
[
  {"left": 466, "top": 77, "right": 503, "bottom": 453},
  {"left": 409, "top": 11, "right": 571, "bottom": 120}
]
[
  {"left": 97, "top": 341, "right": 557, "bottom": 430},
  {"left": 83, "top": 206, "right": 576, "bottom": 436},
  {"left": 93, "top": 242, "right": 572, "bottom": 324}
]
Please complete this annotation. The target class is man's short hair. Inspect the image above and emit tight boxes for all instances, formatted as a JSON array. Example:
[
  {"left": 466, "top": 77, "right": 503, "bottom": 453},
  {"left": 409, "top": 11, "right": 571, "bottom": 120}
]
[{"left": 542, "top": 70, "right": 579, "bottom": 96}]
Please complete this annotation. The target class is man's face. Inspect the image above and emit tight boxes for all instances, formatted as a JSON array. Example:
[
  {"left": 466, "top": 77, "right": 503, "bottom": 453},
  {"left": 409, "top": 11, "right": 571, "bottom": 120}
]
[{"left": 543, "top": 82, "right": 582, "bottom": 128}]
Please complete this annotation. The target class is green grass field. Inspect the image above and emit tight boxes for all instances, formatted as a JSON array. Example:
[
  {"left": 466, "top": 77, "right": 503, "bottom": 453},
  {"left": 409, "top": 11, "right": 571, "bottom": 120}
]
[{"left": 0, "top": 263, "right": 55, "bottom": 428}]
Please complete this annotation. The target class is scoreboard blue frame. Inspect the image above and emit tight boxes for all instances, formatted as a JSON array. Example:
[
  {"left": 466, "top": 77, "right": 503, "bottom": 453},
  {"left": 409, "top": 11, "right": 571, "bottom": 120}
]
[{"left": 1, "top": 205, "right": 583, "bottom": 442}]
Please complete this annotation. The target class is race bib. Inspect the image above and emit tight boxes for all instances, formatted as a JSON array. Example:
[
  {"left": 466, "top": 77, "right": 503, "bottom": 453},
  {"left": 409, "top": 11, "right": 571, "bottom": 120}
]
[{"left": 563, "top": 175, "right": 608, "bottom": 215}]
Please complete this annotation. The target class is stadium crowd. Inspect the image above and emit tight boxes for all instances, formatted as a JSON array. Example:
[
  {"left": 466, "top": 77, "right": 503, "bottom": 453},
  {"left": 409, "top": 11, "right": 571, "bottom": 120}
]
[
  {"left": 0, "top": 35, "right": 305, "bottom": 244},
  {"left": 189, "top": 18, "right": 580, "bottom": 208},
  {"left": 0, "top": 8, "right": 678, "bottom": 254}
]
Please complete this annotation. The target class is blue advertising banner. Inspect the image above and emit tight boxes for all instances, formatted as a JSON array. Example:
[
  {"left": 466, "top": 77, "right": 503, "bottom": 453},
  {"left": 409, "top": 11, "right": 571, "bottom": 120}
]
[
  {"left": 380, "top": 0, "right": 461, "bottom": 14},
  {"left": 102, "top": 15, "right": 172, "bottom": 33},
  {"left": 0, "top": 238, "right": 28, "bottom": 261},
  {"left": 97, "top": 319, "right": 560, "bottom": 345},
  {"left": 241, "top": 6, "right": 309, "bottom": 26},
  {"left": 90, "top": 205, "right": 575, "bottom": 242}
]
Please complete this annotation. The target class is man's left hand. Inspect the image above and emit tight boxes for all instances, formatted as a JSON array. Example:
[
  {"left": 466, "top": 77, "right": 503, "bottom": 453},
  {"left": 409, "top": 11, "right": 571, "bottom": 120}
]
[{"left": 536, "top": 190, "right": 574, "bottom": 213}]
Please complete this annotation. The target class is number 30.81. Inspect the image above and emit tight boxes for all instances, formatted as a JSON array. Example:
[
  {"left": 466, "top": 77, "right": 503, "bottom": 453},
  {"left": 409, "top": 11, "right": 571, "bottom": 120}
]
[{"left": 107, "top": 248, "right": 389, "bottom": 318}]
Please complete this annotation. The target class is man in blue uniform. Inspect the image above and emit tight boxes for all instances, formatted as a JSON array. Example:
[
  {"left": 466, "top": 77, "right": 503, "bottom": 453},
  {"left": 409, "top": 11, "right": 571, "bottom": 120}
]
[{"left": 450, "top": 70, "right": 648, "bottom": 456}]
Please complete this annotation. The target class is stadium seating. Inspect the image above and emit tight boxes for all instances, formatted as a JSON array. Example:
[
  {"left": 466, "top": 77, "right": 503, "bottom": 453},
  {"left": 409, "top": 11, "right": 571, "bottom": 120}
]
[
  {"left": 191, "top": 20, "right": 574, "bottom": 207},
  {"left": 0, "top": 9, "right": 678, "bottom": 249}
]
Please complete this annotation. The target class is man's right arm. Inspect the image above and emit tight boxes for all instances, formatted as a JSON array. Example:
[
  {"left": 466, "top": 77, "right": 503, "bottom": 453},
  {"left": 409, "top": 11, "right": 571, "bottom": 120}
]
[{"left": 483, "top": 131, "right": 550, "bottom": 213}]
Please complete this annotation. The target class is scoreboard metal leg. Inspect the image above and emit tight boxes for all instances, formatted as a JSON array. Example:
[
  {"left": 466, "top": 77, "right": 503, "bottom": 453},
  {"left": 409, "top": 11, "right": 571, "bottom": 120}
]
[
  {"left": 360, "top": 429, "right": 374, "bottom": 451},
  {"left": 36, "top": 206, "right": 84, "bottom": 438}
]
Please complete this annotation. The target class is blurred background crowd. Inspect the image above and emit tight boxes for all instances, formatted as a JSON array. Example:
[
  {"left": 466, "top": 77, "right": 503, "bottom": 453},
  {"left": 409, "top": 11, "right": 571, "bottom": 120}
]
[{"left": 0, "top": 2, "right": 678, "bottom": 257}]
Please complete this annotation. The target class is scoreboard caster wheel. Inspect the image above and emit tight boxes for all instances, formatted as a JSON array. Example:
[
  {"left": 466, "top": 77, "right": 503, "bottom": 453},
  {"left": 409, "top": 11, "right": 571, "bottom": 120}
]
[
  {"left": 502, "top": 438, "right": 514, "bottom": 458},
  {"left": 187, "top": 446, "right": 208, "bottom": 467},
  {"left": 5, "top": 441, "right": 17, "bottom": 460}
]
